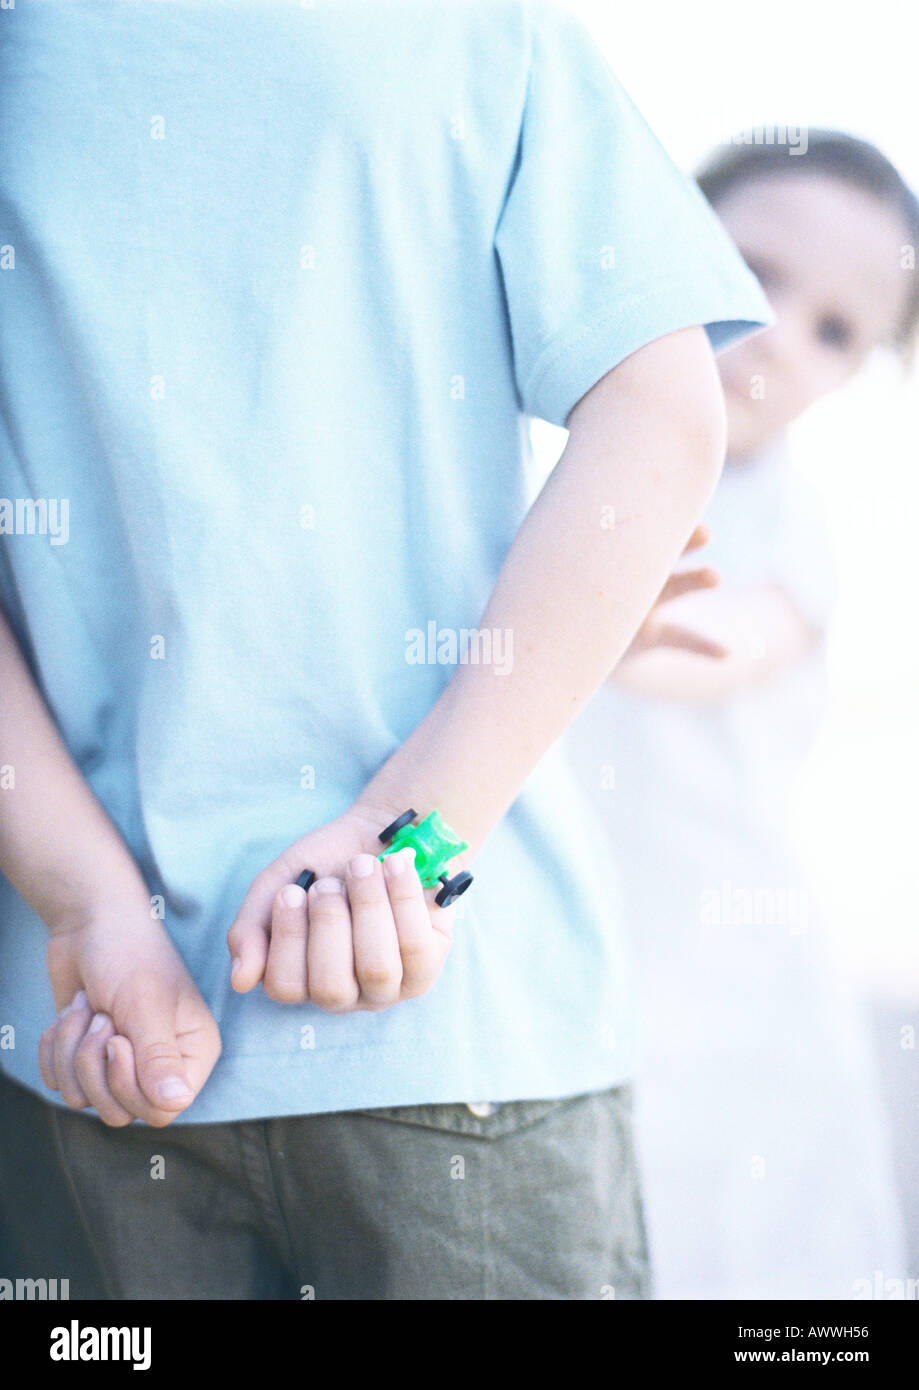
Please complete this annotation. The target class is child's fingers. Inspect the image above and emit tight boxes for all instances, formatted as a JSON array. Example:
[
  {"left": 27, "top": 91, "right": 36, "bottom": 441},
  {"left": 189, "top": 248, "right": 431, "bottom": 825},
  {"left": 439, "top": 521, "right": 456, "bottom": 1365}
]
[
  {"left": 122, "top": 993, "right": 197, "bottom": 1117},
  {"left": 382, "top": 849, "right": 447, "bottom": 998},
  {"left": 305, "top": 878, "right": 361, "bottom": 1012},
  {"left": 52, "top": 990, "right": 93, "bottom": 1109},
  {"left": 226, "top": 866, "right": 287, "bottom": 992},
  {"left": 682, "top": 523, "right": 711, "bottom": 553},
  {"left": 346, "top": 854, "right": 403, "bottom": 1009},
  {"left": 423, "top": 887, "right": 457, "bottom": 951},
  {"left": 174, "top": 1015, "right": 222, "bottom": 1098},
  {"left": 658, "top": 566, "right": 720, "bottom": 606},
  {"left": 262, "top": 884, "right": 310, "bottom": 1003},
  {"left": 104, "top": 1035, "right": 188, "bottom": 1129},
  {"left": 38, "top": 1020, "right": 59, "bottom": 1091},
  {"left": 226, "top": 914, "right": 270, "bottom": 993},
  {"left": 73, "top": 1015, "right": 135, "bottom": 1127},
  {"left": 106, "top": 1035, "right": 173, "bottom": 1126},
  {"left": 656, "top": 622, "right": 729, "bottom": 659}
]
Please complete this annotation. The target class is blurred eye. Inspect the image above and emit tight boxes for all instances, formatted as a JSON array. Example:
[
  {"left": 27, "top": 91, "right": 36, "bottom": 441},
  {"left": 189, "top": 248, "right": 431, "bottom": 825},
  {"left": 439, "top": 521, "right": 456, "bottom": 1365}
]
[{"left": 817, "top": 315, "right": 853, "bottom": 350}]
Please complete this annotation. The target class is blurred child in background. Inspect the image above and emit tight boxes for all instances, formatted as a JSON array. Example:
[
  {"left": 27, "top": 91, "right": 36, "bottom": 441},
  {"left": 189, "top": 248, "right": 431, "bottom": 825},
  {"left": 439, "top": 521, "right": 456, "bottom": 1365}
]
[{"left": 566, "top": 130, "right": 919, "bottom": 1299}]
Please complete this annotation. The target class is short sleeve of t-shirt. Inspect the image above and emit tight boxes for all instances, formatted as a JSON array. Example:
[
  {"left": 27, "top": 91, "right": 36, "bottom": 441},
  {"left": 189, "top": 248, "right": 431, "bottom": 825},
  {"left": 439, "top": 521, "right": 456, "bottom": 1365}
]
[{"left": 494, "top": 1, "right": 774, "bottom": 428}]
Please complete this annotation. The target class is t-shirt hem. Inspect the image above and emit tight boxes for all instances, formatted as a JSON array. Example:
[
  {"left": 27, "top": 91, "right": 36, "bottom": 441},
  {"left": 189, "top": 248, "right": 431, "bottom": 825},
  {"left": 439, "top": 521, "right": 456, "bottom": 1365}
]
[{"left": 0, "top": 1030, "right": 635, "bottom": 1127}]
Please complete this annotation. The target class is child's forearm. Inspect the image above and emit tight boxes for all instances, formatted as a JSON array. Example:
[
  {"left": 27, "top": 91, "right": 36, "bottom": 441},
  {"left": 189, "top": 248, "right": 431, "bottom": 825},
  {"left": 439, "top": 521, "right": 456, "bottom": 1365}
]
[
  {"left": 358, "top": 326, "right": 727, "bottom": 856},
  {"left": 0, "top": 608, "right": 147, "bottom": 933}
]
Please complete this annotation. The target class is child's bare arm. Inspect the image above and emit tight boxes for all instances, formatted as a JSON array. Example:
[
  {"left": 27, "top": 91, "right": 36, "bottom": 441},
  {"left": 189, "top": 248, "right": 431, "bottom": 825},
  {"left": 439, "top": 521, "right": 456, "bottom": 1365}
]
[
  {"left": 0, "top": 606, "right": 221, "bottom": 1125},
  {"left": 354, "top": 325, "right": 728, "bottom": 848},
  {"left": 228, "top": 324, "right": 730, "bottom": 996},
  {"left": 0, "top": 607, "right": 149, "bottom": 929}
]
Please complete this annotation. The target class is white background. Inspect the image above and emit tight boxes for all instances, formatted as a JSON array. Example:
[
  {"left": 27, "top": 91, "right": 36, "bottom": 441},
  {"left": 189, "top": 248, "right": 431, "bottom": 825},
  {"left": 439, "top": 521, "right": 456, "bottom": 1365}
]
[{"left": 533, "top": 0, "right": 919, "bottom": 1000}]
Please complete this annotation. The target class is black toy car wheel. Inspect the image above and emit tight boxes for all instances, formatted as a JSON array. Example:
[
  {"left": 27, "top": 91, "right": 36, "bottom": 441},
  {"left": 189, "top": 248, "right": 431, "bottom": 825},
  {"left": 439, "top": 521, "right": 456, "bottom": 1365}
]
[
  {"left": 378, "top": 808, "right": 417, "bottom": 844},
  {"left": 434, "top": 870, "right": 474, "bottom": 908}
]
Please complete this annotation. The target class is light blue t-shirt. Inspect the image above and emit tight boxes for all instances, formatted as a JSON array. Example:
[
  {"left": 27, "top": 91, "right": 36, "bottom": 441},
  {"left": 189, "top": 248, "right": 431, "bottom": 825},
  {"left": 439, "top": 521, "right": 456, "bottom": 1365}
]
[{"left": 0, "top": 0, "right": 771, "bottom": 1122}]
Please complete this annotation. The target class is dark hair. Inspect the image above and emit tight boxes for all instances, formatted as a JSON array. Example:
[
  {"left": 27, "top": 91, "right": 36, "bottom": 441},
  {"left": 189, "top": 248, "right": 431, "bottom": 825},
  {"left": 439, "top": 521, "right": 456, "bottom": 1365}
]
[{"left": 695, "top": 129, "right": 919, "bottom": 360}]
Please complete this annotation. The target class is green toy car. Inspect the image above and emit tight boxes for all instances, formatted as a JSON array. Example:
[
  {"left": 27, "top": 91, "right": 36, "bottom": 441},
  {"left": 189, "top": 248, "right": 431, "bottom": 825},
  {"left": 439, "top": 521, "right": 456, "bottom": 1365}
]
[
  {"left": 377, "top": 808, "right": 474, "bottom": 907},
  {"left": 294, "top": 807, "right": 474, "bottom": 907}
]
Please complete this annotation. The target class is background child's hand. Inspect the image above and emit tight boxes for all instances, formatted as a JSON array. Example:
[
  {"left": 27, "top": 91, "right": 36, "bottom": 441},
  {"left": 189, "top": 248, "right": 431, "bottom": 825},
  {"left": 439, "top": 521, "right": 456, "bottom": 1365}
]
[
  {"left": 38, "top": 909, "right": 222, "bottom": 1128},
  {"left": 617, "top": 523, "right": 729, "bottom": 664},
  {"left": 227, "top": 804, "right": 460, "bottom": 1011}
]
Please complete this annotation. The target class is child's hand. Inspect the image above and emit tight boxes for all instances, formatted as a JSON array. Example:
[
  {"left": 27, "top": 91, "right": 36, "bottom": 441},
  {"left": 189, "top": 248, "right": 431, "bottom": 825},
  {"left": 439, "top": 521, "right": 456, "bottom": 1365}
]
[
  {"left": 38, "top": 910, "right": 222, "bottom": 1128},
  {"left": 227, "top": 804, "right": 459, "bottom": 1011},
  {"left": 618, "top": 523, "right": 729, "bottom": 664}
]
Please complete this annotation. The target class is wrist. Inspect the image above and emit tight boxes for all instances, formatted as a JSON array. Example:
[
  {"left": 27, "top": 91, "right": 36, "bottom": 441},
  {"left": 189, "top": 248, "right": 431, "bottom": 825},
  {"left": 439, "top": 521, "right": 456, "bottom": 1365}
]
[
  {"left": 40, "top": 865, "right": 153, "bottom": 938},
  {"left": 355, "top": 677, "right": 508, "bottom": 864}
]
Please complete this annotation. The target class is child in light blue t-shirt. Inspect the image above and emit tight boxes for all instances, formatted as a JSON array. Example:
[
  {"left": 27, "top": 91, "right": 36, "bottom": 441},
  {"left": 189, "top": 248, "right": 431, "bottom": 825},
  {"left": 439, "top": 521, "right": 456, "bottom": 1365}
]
[{"left": 0, "top": 0, "right": 770, "bottom": 1298}]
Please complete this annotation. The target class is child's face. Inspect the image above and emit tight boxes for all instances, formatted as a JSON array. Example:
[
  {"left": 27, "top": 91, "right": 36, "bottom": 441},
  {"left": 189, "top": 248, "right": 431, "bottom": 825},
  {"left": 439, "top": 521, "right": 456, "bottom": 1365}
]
[{"left": 712, "top": 172, "right": 913, "bottom": 458}]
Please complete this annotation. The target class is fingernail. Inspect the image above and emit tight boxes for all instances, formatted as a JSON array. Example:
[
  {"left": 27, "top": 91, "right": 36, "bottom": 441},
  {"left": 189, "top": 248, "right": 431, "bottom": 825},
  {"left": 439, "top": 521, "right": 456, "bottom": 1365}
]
[
  {"left": 88, "top": 1013, "right": 108, "bottom": 1034},
  {"left": 60, "top": 990, "right": 87, "bottom": 1018},
  {"left": 158, "top": 1077, "right": 192, "bottom": 1102},
  {"left": 231, "top": 956, "right": 242, "bottom": 975},
  {"left": 349, "top": 854, "right": 375, "bottom": 878},
  {"left": 314, "top": 876, "right": 345, "bottom": 894},
  {"left": 106, "top": 1041, "right": 116, "bottom": 1064},
  {"left": 384, "top": 850, "right": 406, "bottom": 877}
]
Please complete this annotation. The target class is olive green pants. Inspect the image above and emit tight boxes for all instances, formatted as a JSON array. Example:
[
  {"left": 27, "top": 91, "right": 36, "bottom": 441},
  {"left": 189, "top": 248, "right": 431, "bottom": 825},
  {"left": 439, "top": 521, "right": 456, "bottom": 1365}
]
[{"left": 0, "top": 1071, "right": 651, "bottom": 1300}]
